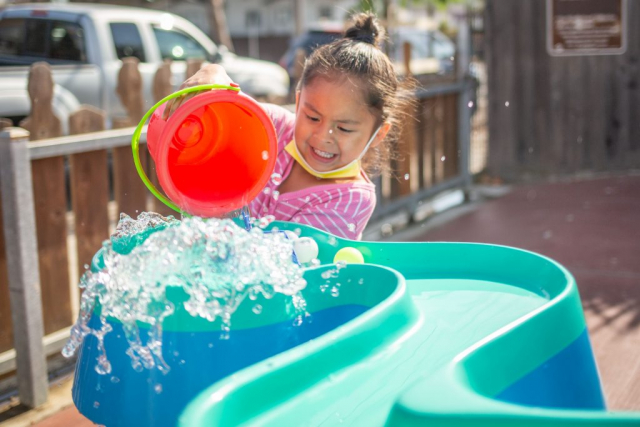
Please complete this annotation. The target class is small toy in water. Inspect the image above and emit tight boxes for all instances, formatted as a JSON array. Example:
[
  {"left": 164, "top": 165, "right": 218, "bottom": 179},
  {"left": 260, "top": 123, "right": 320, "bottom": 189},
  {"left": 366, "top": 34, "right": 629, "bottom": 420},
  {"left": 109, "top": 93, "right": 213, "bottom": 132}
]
[
  {"left": 333, "top": 247, "right": 365, "bottom": 264},
  {"left": 292, "top": 237, "right": 319, "bottom": 264}
]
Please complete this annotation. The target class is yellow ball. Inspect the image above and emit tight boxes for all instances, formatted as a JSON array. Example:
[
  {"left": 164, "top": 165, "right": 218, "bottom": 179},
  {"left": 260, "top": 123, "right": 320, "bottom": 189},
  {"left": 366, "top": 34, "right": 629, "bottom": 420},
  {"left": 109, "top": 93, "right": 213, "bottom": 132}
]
[{"left": 333, "top": 247, "right": 365, "bottom": 264}]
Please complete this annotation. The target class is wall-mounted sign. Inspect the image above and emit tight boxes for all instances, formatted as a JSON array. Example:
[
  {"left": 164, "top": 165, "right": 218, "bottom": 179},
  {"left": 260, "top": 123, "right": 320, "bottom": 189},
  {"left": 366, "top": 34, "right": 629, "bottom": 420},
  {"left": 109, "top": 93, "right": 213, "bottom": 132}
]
[{"left": 547, "top": 0, "right": 626, "bottom": 56}]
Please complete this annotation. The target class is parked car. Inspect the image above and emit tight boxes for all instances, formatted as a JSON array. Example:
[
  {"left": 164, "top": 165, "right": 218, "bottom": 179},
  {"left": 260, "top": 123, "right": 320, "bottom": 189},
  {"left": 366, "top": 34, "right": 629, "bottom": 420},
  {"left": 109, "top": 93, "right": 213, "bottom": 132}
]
[
  {"left": 0, "top": 3, "right": 289, "bottom": 132},
  {"left": 279, "top": 23, "right": 456, "bottom": 79}
]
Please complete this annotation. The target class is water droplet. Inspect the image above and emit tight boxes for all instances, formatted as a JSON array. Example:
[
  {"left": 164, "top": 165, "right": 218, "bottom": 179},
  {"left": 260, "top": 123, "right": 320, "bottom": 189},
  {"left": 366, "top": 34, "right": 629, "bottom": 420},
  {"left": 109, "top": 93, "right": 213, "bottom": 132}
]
[
  {"left": 262, "top": 150, "right": 269, "bottom": 160},
  {"left": 263, "top": 187, "right": 271, "bottom": 195},
  {"left": 542, "top": 230, "right": 553, "bottom": 239},
  {"left": 331, "top": 287, "right": 340, "bottom": 297},
  {"left": 271, "top": 173, "right": 283, "bottom": 186},
  {"left": 293, "top": 315, "right": 303, "bottom": 326},
  {"left": 440, "top": 156, "right": 446, "bottom": 162},
  {"left": 358, "top": 278, "right": 364, "bottom": 285},
  {"left": 328, "top": 236, "right": 338, "bottom": 247},
  {"left": 208, "top": 343, "right": 214, "bottom": 348},
  {"left": 404, "top": 173, "right": 409, "bottom": 180},
  {"left": 347, "top": 223, "right": 356, "bottom": 232},
  {"left": 272, "top": 191, "right": 280, "bottom": 201},
  {"left": 84, "top": 264, "right": 90, "bottom": 270},
  {"left": 505, "top": 101, "right": 510, "bottom": 107},
  {"left": 93, "top": 401, "right": 100, "bottom": 409},
  {"left": 468, "top": 101, "right": 474, "bottom": 108},
  {"left": 252, "top": 304, "right": 262, "bottom": 314},
  {"left": 110, "top": 376, "right": 120, "bottom": 384},
  {"left": 320, "top": 284, "right": 329, "bottom": 293},
  {"left": 154, "top": 384, "right": 163, "bottom": 394}
]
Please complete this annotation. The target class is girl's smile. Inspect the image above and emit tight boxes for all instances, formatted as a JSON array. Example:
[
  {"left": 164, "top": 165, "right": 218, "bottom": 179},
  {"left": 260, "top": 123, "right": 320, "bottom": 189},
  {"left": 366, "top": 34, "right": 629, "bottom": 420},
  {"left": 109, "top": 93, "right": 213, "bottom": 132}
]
[{"left": 294, "top": 76, "right": 387, "bottom": 174}]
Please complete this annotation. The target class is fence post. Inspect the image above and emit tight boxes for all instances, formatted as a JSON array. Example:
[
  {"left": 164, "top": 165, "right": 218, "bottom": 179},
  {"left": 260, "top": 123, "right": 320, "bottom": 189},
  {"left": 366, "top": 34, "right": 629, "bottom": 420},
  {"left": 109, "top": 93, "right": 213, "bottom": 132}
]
[
  {"left": 0, "top": 127, "right": 48, "bottom": 408},
  {"left": 457, "top": 15, "right": 473, "bottom": 195}
]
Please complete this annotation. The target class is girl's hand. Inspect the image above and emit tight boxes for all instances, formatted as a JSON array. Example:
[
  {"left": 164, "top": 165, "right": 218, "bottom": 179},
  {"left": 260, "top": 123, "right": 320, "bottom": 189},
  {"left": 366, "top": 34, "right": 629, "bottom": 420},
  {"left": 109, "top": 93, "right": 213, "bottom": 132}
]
[{"left": 163, "top": 64, "right": 235, "bottom": 119}]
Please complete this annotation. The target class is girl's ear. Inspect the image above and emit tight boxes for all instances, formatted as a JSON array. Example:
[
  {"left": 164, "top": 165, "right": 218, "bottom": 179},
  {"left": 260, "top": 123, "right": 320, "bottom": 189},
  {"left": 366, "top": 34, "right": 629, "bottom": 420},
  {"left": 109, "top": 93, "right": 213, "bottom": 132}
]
[{"left": 370, "top": 122, "right": 392, "bottom": 148}]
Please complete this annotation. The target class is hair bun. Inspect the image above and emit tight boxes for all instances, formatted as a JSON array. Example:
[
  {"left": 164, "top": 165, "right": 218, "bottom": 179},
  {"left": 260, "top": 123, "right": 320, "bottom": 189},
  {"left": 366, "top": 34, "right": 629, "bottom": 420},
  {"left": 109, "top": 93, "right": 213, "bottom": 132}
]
[{"left": 344, "top": 13, "right": 384, "bottom": 48}]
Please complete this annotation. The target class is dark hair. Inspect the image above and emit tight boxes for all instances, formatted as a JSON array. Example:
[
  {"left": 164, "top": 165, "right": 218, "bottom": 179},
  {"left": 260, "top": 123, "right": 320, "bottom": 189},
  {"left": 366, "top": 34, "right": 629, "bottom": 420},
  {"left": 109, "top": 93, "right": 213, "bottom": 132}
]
[{"left": 298, "top": 12, "right": 415, "bottom": 176}]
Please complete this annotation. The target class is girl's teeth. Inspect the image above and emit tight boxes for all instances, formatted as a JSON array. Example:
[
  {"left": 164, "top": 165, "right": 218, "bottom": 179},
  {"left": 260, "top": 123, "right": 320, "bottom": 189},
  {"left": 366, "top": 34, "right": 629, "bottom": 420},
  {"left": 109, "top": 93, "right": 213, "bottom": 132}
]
[{"left": 313, "top": 148, "right": 335, "bottom": 159}]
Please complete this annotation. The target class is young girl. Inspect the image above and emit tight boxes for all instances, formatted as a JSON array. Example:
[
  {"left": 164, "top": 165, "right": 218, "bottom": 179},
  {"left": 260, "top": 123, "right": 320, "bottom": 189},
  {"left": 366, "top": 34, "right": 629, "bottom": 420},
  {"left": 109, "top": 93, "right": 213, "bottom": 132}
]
[{"left": 166, "top": 13, "right": 412, "bottom": 240}]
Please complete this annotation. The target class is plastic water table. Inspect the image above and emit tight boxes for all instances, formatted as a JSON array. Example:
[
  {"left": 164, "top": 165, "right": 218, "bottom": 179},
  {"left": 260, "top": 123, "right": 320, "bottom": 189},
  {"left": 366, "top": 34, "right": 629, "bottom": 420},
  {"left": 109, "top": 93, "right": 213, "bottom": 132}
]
[{"left": 71, "top": 220, "right": 640, "bottom": 427}]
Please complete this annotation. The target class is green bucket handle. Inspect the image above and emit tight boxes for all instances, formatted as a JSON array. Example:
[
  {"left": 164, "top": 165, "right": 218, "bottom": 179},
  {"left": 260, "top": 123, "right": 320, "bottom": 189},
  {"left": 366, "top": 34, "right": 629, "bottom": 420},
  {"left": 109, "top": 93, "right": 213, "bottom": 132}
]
[{"left": 131, "top": 84, "right": 241, "bottom": 214}]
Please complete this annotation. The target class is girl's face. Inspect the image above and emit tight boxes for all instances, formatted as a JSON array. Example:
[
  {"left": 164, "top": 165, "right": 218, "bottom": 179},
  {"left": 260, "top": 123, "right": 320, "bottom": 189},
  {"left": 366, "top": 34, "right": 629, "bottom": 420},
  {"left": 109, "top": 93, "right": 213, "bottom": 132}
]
[{"left": 294, "top": 76, "right": 389, "bottom": 173}]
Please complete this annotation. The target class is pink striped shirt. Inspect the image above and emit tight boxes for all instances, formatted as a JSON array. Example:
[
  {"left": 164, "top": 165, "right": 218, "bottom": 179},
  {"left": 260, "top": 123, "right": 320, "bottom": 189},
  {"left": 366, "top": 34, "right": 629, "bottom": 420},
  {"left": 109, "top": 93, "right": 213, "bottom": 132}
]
[{"left": 249, "top": 104, "right": 376, "bottom": 240}]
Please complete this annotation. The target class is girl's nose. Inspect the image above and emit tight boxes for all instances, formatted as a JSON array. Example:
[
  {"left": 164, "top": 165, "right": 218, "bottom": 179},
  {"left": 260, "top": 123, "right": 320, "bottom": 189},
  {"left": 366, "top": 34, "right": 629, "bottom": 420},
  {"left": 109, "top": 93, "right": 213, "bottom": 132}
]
[{"left": 320, "top": 124, "right": 336, "bottom": 142}]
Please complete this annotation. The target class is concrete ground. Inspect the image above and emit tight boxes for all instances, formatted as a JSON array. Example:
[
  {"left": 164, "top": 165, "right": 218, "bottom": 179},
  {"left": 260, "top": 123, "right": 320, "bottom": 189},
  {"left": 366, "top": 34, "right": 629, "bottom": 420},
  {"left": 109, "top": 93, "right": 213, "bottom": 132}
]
[{"left": 4, "top": 172, "right": 639, "bottom": 426}]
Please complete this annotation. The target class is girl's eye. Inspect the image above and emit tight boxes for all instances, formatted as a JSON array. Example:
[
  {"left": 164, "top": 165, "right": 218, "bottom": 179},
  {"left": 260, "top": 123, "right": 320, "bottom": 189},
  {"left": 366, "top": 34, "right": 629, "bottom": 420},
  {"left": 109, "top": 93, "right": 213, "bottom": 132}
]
[
  {"left": 306, "top": 114, "right": 319, "bottom": 122},
  {"left": 338, "top": 127, "right": 353, "bottom": 133}
]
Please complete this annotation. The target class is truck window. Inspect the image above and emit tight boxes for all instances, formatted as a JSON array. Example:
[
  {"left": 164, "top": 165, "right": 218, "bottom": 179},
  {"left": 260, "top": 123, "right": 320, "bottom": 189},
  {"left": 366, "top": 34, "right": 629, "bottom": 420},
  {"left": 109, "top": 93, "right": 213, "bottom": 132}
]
[
  {"left": 110, "top": 22, "right": 146, "bottom": 62},
  {"left": 152, "top": 26, "right": 208, "bottom": 61},
  {"left": 0, "top": 18, "right": 25, "bottom": 56},
  {"left": 0, "top": 18, "right": 86, "bottom": 62}
]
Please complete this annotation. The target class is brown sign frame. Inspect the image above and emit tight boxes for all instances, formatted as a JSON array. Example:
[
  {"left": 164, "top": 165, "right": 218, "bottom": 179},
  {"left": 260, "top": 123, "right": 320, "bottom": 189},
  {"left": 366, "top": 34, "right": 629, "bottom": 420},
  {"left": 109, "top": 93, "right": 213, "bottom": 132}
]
[{"left": 546, "top": 0, "right": 627, "bottom": 56}]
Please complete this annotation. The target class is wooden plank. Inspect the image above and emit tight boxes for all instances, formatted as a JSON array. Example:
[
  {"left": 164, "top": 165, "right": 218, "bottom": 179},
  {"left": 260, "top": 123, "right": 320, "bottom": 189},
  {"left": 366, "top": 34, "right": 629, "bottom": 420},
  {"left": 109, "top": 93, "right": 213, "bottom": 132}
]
[
  {"left": 434, "top": 95, "right": 445, "bottom": 183},
  {"left": 186, "top": 59, "right": 204, "bottom": 80},
  {"left": 31, "top": 157, "right": 72, "bottom": 334},
  {"left": 113, "top": 57, "right": 150, "bottom": 218},
  {"left": 112, "top": 145, "right": 149, "bottom": 219},
  {"left": 391, "top": 97, "right": 417, "bottom": 198},
  {"left": 150, "top": 60, "right": 181, "bottom": 218},
  {"left": 0, "top": 116, "right": 14, "bottom": 352},
  {"left": 0, "top": 127, "right": 49, "bottom": 407},
  {"left": 19, "top": 61, "right": 71, "bottom": 336},
  {"left": 0, "top": 198, "right": 13, "bottom": 353},
  {"left": 69, "top": 107, "right": 110, "bottom": 278},
  {"left": 422, "top": 98, "right": 435, "bottom": 188},
  {"left": 148, "top": 156, "right": 177, "bottom": 218},
  {"left": 415, "top": 98, "right": 427, "bottom": 189},
  {"left": 443, "top": 93, "right": 459, "bottom": 179}
]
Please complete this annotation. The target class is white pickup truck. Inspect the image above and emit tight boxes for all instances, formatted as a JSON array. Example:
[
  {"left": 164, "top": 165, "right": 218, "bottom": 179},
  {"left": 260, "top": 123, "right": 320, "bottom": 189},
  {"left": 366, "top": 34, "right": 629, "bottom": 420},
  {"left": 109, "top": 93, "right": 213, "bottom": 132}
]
[{"left": 0, "top": 3, "right": 289, "bottom": 132}]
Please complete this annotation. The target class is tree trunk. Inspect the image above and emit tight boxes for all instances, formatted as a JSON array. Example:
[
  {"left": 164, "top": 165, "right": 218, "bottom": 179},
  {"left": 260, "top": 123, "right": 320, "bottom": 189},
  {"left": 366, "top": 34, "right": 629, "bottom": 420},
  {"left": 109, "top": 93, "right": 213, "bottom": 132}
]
[{"left": 210, "top": 0, "right": 234, "bottom": 52}]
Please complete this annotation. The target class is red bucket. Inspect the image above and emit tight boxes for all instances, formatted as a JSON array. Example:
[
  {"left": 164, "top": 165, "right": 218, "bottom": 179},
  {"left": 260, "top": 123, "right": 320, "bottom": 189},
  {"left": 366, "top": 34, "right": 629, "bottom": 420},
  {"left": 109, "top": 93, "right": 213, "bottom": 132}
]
[{"left": 143, "top": 88, "right": 277, "bottom": 217}]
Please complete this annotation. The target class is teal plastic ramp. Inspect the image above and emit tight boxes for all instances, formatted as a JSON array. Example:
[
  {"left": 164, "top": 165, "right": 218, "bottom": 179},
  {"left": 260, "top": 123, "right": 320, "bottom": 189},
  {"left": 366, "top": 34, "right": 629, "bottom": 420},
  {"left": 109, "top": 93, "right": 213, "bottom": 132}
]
[{"left": 180, "top": 221, "right": 640, "bottom": 426}]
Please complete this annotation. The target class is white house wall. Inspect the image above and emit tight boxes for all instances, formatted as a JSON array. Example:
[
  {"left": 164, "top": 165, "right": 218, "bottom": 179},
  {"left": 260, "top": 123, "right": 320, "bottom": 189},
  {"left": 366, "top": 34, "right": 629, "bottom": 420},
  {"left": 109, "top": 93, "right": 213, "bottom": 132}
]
[{"left": 225, "top": 0, "right": 357, "bottom": 37}]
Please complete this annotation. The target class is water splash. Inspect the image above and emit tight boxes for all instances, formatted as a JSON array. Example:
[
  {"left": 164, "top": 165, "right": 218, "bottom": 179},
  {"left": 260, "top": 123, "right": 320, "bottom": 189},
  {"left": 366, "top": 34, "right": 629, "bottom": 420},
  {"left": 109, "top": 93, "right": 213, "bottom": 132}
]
[{"left": 63, "top": 214, "right": 307, "bottom": 375}]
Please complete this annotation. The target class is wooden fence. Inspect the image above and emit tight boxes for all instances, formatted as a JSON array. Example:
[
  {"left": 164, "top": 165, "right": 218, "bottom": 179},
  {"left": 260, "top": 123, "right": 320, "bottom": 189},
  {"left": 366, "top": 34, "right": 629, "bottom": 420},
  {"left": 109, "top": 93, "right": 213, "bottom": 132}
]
[
  {"left": 485, "top": 0, "right": 640, "bottom": 179},
  {"left": 0, "top": 32, "right": 474, "bottom": 407}
]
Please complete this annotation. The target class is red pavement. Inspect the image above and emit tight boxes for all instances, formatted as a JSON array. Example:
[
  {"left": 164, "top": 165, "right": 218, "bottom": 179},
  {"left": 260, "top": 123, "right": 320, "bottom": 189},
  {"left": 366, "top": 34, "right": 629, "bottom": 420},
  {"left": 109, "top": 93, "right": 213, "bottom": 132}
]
[{"left": 411, "top": 173, "right": 640, "bottom": 410}]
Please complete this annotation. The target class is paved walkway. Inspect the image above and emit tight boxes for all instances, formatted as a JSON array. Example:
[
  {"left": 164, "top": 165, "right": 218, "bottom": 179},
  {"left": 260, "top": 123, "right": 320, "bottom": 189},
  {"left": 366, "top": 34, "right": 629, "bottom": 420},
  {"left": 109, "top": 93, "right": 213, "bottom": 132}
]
[
  {"left": 10, "top": 173, "right": 640, "bottom": 426},
  {"left": 407, "top": 173, "right": 640, "bottom": 410}
]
